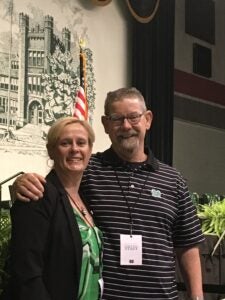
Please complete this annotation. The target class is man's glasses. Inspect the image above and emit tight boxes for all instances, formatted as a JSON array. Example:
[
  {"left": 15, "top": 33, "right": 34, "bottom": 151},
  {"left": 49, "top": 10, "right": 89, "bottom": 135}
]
[{"left": 106, "top": 112, "right": 145, "bottom": 126}]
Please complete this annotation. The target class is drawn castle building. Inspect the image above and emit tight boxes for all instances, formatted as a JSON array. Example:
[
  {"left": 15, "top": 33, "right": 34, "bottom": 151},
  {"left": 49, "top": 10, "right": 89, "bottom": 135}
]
[{"left": 0, "top": 13, "right": 71, "bottom": 129}]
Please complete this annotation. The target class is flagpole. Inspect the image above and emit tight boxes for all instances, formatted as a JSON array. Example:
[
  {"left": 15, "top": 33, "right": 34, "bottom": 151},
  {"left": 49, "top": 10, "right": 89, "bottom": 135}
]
[{"left": 79, "top": 43, "right": 87, "bottom": 96}]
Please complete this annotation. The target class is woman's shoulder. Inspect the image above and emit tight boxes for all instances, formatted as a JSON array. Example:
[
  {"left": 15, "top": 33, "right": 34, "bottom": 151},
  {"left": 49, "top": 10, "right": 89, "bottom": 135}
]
[{"left": 45, "top": 170, "right": 65, "bottom": 196}]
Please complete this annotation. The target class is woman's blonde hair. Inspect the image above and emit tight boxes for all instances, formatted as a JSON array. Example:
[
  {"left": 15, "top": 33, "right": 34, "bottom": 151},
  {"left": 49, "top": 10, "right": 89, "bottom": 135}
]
[{"left": 46, "top": 117, "right": 95, "bottom": 157}]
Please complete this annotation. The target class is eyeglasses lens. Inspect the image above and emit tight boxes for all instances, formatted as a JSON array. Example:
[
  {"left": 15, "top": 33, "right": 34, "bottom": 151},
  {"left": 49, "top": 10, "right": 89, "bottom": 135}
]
[{"left": 109, "top": 113, "right": 143, "bottom": 125}]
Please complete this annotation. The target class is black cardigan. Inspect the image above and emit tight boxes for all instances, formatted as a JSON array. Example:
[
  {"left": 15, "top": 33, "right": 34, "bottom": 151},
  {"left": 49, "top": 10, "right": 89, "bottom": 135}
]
[{"left": 1, "top": 170, "right": 84, "bottom": 300}]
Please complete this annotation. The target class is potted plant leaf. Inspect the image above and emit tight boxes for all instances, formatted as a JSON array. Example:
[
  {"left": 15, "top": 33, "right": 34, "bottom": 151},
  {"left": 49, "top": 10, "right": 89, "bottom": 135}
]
[{"left": 0, "top": 208, "right": 11, "bottom": 295}]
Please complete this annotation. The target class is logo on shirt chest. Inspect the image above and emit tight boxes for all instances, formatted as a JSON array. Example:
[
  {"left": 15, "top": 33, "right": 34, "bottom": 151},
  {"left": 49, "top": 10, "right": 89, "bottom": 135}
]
[{"left": 151, "top": 188, "right": 161, "bottom": 198}]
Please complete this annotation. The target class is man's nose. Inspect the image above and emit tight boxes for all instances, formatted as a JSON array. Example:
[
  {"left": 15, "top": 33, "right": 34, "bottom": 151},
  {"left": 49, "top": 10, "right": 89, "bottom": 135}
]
[{"left": 121, "top": 117, "right": 132, "bottom": 128}]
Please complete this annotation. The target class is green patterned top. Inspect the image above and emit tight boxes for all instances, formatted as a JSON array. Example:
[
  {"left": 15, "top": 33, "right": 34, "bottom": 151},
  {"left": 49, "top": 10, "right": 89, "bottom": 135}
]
[{"left": 74, "top": 209, "right": 103, "bottom": 300}]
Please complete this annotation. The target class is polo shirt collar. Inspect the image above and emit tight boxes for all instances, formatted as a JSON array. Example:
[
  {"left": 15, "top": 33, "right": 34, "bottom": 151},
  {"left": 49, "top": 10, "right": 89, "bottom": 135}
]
[{"left": 96, "top": 146, "right": 159, "bottom": 171}]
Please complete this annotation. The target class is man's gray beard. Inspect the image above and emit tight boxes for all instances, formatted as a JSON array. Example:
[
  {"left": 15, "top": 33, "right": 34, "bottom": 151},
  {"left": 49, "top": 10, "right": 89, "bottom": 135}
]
[{"left": 119, "top": 137, "right": 139, "bottom": 153}]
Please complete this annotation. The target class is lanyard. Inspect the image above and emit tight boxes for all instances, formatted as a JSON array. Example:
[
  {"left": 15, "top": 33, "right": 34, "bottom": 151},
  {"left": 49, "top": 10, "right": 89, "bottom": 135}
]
[{"left": 114, "top": 167, "right": 149, "bottom": 236}]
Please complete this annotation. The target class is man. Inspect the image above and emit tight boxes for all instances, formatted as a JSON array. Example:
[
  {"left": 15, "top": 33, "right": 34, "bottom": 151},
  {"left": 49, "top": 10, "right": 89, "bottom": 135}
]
[{"left": 14, "top": 87, "right": 204, "bottom": 300}]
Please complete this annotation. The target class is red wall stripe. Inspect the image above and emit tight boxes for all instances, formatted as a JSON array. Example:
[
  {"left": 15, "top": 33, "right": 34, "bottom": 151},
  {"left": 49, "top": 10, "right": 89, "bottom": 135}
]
[{"left": 174, "top": 69, "right": 225, "bottom": 106}]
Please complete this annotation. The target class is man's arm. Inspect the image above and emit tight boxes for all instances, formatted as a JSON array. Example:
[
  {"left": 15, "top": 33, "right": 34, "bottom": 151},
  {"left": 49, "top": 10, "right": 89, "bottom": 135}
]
[
  {"left": 13, "top": 173, "right": 46, "bottom": 201},
  {"left": 176, "top": 246, "right": 204, "bottom": 300}
]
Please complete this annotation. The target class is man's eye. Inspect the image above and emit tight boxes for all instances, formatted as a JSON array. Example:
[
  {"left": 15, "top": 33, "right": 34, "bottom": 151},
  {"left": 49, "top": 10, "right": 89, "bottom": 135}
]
[
  {"left": 111, "top": 115, "right": 123, "bottom": 121},
  {"left": 129, "top": 115, "right": 139, "bottom": 120}
]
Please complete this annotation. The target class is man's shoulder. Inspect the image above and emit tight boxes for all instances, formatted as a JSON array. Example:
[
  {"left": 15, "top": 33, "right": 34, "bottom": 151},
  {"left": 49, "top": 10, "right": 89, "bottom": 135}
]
[
  {"left": 89, "top": 148, "right": 111, "bottom": 164},
  {"left": 156, "top": 159, "right": 186, "bottom": 182},
  {"left": 89, "top": 151, "right": 103, "bottom": 163}
]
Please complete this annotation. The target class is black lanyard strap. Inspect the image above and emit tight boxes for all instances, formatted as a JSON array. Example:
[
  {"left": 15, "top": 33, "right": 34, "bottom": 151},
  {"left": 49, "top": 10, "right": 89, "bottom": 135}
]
[{"left": 114, "top": 168, "right": 149, "bottom": 236}]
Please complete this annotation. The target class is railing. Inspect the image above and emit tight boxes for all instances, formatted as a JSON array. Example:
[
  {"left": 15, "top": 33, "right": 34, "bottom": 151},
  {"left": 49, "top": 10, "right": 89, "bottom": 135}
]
[{"left": 0, "top": 171, "right": 24, "bottom": 204}]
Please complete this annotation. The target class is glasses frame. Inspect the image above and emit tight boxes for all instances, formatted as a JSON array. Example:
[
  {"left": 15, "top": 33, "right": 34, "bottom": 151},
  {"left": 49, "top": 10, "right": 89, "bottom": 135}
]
[{"left": 106, "top": 112, "right": 145, "bottom": 126}]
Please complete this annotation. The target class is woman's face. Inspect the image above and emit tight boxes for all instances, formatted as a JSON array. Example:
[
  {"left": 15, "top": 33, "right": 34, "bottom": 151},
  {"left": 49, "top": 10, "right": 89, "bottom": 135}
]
[{"left": 51, "top": 123, "right": 92, "bottom": 175}]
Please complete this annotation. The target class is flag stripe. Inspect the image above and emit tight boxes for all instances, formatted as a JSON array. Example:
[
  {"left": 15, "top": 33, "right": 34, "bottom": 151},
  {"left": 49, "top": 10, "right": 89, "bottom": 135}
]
[
  {"left": 75, "top": 101, "right": 86, "bottom": 115},
  {"left": 73, "top": 86, "right": 88, "bottom": 120}
]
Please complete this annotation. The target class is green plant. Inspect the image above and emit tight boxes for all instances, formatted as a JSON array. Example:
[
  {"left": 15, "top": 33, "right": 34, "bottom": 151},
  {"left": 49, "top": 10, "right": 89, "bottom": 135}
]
[
  {"left": 197, "top": 198, "right": 225, "bottom": 237},
  {"left": 0, "top": 209, "right": 11, "bottom": 295}
]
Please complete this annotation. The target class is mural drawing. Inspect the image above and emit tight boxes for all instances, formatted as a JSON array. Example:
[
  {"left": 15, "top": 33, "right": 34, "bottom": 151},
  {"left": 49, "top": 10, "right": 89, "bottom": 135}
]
[
  {"left": 0, "top": 0, "right": 95, "bottom": 156},
  {"left": 0, "top": 0, "right": 96, "bottom": 197}
]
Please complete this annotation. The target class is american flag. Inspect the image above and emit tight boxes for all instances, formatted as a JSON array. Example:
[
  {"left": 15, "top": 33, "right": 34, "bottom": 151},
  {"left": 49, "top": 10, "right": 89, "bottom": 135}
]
[
  {"left": 73, "top": 47, "right": 88, "bottom": 120},
  {"left": 73, "top": 86, "right": 88, "bottom": 120}
]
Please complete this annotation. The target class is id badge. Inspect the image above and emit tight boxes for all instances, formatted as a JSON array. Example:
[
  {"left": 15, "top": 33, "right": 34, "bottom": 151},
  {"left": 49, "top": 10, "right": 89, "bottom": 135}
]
[{"left": 120, "top": 234, "right": 142, "bottom": 265}]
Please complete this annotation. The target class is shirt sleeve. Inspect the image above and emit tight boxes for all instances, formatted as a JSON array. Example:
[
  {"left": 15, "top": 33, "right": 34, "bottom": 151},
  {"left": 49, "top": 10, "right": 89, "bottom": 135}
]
[{"left": 172, "top": 175, "right": 205, "bottom": 247}]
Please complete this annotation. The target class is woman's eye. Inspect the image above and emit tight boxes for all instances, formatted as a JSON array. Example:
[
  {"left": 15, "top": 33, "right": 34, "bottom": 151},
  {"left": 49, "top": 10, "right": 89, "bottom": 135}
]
[
  {"left": 60, "top": 140, "right": 70, "bottom": 146},
  {"left": 58, "top": 139, "right": 88, "bottom": 147},
  {"left": 78, "top": 140, "right": 87, "bottom": 146}
]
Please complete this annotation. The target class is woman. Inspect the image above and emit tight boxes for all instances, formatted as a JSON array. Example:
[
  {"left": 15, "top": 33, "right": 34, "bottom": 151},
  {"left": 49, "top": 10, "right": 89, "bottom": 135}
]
[{"left": 1, "top": 117, "right": 103, "bottom": 300}]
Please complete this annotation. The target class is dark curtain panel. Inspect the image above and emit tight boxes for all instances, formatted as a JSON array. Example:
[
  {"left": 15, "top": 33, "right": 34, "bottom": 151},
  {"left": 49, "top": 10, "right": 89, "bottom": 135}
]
[{"left": 131, "top": 0, "right": 175, "bottom": 165}]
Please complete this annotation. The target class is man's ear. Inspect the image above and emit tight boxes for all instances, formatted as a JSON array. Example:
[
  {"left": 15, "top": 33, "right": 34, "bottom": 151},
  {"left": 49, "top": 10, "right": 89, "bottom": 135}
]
[
  {"left": 101, "top": 116, "right": 110, "bottom": 134},
  {"left": 145, "top": 110, "right": 153, "bottom": 130}
]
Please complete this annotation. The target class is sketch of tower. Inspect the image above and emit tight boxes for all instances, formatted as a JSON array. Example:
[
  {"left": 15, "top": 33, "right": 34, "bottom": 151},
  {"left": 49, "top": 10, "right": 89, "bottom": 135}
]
[
  {"left": 44, "top": 15, "right": 53, "bottom": 72},
  {"left": 62, "top": 28, "right": 71, "bottom": 52},
  {"left": 17, "top": 13, "right": 29, "bottom": 127},
  {"left": 0, "top": 13, "right": 71, "bottom": 130}
]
